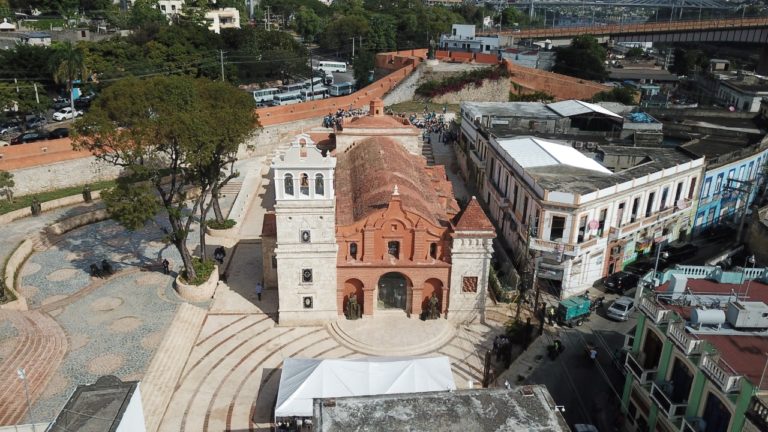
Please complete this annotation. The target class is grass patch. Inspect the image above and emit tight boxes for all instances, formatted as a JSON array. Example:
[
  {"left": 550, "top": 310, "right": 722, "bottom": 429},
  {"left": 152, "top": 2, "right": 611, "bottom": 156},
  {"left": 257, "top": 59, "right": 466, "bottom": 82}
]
[
  {"left": 388, "top": 101, "right": 460, "bottom": 114},
  {"left": 23, "top": 18, "right": 67, "bottom": 30},
  {"left": 0, "top": 179, "right": 116, "bottom": 216},
  {"left": 180, "top": 258, "right": 215, "bottom": 286},
  {"left": 0, "top": 240, "right": 23, "bottom": 304},
  {"left": 205, "top": 218, "right": 236, "bottom": 230}
]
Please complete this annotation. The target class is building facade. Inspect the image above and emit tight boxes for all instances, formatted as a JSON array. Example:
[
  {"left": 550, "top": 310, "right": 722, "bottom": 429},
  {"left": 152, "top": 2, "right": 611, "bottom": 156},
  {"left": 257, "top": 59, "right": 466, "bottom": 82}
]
[
  {"left": 621, "top": 266, "right": 768, "bottom": 432},
  {"left": 262, "top": 101, "right": 496, "bottom": 325},
  {"left": 439, "top": 24, "right": 500, "bottom": 54}
]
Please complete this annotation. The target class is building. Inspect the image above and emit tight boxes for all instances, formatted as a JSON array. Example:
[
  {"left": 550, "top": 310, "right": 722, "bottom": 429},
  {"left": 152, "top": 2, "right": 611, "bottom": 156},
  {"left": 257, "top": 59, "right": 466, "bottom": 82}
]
[
  {"left": 621, "top": 265, "right": 768, "bottom": 432},
  {"left": 205, "top": 7, "right": 240, "bottom": 34},
  {"left": 262, "top": 99, "right": 496, "bottom": 325},
  {"left": 683, "top": 135, "right": 768, "bottom": 235},
  {"left": 439, "top": 24, "right": 500, "bottom": 54},
  {"left": 459, "top": 102, "right": 703, "bottom": 296},
  {"left": 156, "top": 0, "right": 183, "bottom": 17},
  {"left": 717, "top": 77, "right": 768, "bottom": 112},
  {"left": 312, "top": 386, "right": 569, "bottom": 432},
  {"left": 47, "top": 376, "right": 146, "bottom": 432},
  {"left": 19, "top": 31, "right": 51, "bottom": 46},
  {"left": 500, "top": 48, "right": 556, "bottom": 71}
]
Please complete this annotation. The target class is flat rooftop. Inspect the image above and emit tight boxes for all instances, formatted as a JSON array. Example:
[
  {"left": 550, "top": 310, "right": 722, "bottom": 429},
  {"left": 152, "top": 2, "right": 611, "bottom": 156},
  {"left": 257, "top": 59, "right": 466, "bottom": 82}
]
[
  {"left": 721, "top": 79, "right": 768, "bottom": 94},
  {"left": 312, "top": 387, "right": 569, "bottom": 432},
  {"left": 462, "top": 101, "right": 559, "bottom": 121},
  {"left": 682, "top": 136, "right": 763, "bottom": 160},
  {"left": 608, "top": 68, "right": 679, "bottom": 82},
  {"left": 48, "top": 376, "right": 138, "bottom": 432}
]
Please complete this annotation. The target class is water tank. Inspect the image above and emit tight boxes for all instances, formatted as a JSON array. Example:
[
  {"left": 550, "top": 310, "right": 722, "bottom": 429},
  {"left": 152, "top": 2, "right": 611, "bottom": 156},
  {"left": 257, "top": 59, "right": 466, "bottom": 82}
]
[{"left": 691, "top": 308, "right": 726, "bottom": 327}]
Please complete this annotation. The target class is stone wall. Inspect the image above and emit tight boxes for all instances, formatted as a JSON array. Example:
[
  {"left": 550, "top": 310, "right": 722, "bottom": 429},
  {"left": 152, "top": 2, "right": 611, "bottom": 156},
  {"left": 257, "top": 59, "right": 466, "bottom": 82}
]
[
  {"left": 431, "top": 78, "right": 512, "bottom": 104},
  {"left": 504, "top": 60, "right": 610, "bottom": 101},
  {"left": 9, "top": 156, "right": 123, "bottom": 196},
  {"left": 382, "top": 64, "right": 424, "bottom": 106}
]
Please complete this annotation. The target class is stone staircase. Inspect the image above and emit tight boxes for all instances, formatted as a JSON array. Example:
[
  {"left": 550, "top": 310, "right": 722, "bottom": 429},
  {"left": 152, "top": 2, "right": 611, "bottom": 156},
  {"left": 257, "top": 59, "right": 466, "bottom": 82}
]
[
  {"left": 422, "top": 139, "right": 436, "bottom": 165},
  {"left": 327, "top": 317, "right": 457, "bottom": 357},
  {"left": 140, "top": 303, "right": 207, "bottom": 432}
]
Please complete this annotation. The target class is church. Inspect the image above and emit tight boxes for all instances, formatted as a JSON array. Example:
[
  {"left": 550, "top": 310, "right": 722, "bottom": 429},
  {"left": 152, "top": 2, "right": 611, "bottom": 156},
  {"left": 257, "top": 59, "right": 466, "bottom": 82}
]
[{"left": 261, "top": 99, "right": 496, "bottom": 326}]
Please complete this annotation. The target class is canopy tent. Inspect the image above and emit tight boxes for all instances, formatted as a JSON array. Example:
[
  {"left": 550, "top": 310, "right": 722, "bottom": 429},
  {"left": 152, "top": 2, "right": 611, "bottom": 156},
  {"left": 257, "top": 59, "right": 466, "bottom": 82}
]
[{"left": 274, "top": 356, "right": 456, "bottom": 418}]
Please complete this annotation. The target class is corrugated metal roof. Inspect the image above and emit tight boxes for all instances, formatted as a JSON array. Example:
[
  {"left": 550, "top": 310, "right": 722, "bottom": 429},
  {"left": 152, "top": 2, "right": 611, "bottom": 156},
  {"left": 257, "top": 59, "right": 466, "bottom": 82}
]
[
  {"left": 496, "top": 136, "right": 612, "bottom": 174},
  {"left": 546, "top": 100, "right": 622, "bottom": 119}
]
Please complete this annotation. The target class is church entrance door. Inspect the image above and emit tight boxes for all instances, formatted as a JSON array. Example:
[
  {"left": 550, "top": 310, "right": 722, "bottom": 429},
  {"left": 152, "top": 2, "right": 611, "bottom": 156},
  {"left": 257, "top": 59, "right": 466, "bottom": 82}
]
[{"left": 377, "top": 272, "right": 408, "bottom": 310}]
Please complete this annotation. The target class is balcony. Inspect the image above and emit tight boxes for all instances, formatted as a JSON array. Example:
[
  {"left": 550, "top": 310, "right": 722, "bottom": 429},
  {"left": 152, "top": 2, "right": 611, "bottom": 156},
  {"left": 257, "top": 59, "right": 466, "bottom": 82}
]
[
  {"left": 529, "top": 238, "right": 577, "bottom": 255},
  {"left": 625, "top": 351, "right": 657, "bottom": 384},
  {"left": 701, "top": 354, "right": 743, "bottom": 393},
  {"left": 650, "top": 381, "right": 688, "bottom": 419},
  {"left": 639, "top": 296, "right": 672, "bottom": 324},
  {"left": 746, "top": 395, "right": 768, "bottom": 431},
  {"left": 667, "top": 322, "right": 703, "bottom": 356},
  {"left": 680, "top": 417, "right": 705, "bottom": 432}
]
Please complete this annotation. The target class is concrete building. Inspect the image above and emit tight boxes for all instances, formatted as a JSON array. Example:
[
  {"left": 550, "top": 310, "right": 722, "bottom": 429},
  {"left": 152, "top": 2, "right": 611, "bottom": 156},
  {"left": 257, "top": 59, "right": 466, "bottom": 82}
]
[
  {"left": 459, "top": 102, "right": 703, "bottom": 296},
  {"left": 19, "top": 31, "right": 50, "bottom": 46},
  {"left": 439, "top": 24, "right": 500, "bottom": 54},
  {"left": 262, "top": 99, "right": 495, "bottom": 325},
  {"left": 717, "top": 77, "right": 768, "bottom": 112},
  {"left": 156, "top": 0, "right": 183, "bottom": 17},
  {"left": 622, "top": 265, "right": 768, "bottom": 432},
  {"left": 313, "top": 386, "right": 570, "bottom": 431},
  {"left": 205, "top": 7, "right": 240, "bottom": 34},
  {"left": 501, "top": 47, "right": 556, "bottom": 71}
]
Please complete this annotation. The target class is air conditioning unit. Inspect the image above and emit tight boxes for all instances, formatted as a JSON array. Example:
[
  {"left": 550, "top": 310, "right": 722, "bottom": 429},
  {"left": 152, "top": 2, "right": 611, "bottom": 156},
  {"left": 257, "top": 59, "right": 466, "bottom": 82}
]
[
  {"left": 573, "top": 141, "right": 584, "bottom": 149},
  {"left": 726, "top": 301, "right": 768, "bottom": 329}
]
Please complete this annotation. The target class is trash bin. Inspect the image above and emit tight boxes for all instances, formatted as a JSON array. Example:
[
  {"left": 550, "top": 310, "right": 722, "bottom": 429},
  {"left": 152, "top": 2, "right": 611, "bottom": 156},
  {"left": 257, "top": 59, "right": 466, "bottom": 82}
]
[
  {"left": 82, "top": 185, "right": 92, "bottom": 202},
  {"left": 30, "top": 198, "right": 41, "bottom": 216}
]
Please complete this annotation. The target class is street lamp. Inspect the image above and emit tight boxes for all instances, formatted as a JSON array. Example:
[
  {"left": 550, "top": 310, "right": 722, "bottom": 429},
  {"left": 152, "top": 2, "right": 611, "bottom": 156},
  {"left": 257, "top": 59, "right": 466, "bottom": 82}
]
[
  {"left": 743, "top": 255, "right": 757, "bottom": 299},
  {"left": 653, "top": 245, "right": 669, "bottom": 287},
  {"left": 17, "top": 368, "right": 36, "bottom": 432}
]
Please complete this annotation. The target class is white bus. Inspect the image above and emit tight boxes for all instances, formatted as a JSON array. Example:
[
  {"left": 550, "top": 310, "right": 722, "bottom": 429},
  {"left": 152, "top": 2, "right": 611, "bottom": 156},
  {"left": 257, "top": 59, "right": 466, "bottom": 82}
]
[
  {"left": 280, "top": 83, "right": 305, "bottom": 93},
  {"left": 318, "top": 61, "right": 347, "bottom": 74},
  {"left": 329, "top": 82, "right": 354, "bottom": 97},
  {"left": 253, "top": 88, "right": 278, "bottom": 105},
  {"left": 270, "top": 91, "right": 302, "bottom": 106},
  {"left": 300, "top": 86, "right": 328, "bottom": 101},
  {"left": 302, "top": 77, "right": 325, "bottom": 89}
]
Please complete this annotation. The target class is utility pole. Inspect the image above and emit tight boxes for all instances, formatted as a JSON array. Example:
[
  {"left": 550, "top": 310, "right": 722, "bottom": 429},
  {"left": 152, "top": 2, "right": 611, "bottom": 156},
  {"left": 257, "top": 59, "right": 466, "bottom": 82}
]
[
  {"left": 351, "top": 37, "right": 355, "bottom": 60},
  {"left": 264, "top": 6, "right": 270, "bottom": 31},
  {"left": 33, "top": 83, "right": 39, "bottom": 104},
  {"left": 724, "top": 178, "right": 754, "bottom": 244},
  {"left": 219, "top": 50, "right": 225, "bottom": 82}
]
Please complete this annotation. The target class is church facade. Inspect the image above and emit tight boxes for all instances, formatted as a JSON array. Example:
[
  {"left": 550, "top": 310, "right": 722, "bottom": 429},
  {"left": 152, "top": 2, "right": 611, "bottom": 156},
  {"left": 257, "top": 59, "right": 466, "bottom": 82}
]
[{"left": 262, "top": 100, "right": 495, "bottom": 326}]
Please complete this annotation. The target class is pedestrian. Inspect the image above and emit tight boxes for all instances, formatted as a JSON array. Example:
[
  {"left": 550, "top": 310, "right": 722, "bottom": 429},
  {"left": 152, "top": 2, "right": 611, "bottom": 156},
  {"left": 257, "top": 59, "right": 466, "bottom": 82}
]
[
  {"left": 255, "top": 281, "right": 263, "bottom": 301},
  {"left": 214, "top": 246, "right": 226, "bottom": 265},
  {"left": 162, "top": 259, "right": 170, "bottom": 275},
  {"left": 547, "top": 305, "right": 556, "bottom": 326}
]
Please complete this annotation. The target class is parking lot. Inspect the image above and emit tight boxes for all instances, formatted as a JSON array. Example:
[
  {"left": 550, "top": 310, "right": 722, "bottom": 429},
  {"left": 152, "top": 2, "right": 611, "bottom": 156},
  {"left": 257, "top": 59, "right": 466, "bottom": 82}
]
[{"left": 0, "top": 96, "right": 92, "bottom": 145}]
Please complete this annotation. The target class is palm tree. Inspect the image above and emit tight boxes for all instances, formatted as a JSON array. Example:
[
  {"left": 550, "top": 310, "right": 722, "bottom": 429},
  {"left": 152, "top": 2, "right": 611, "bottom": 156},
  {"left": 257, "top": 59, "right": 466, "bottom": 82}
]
[{"left": 50, "top": 41, "right": 89, "bottom": 115}]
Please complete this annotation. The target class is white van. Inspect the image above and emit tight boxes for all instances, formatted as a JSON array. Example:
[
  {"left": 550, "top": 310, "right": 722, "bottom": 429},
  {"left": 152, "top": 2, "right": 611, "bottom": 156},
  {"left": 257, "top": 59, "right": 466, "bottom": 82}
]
[
  {"left": 253, "top": 88, "right": 278, "bottom": 105},
  {"left": 329, "top": 82, "right": 354, "bottom": 97},
  {"left": 302, "top": 77, "right": 324, "bottom": 89},
  {"left": 318, "top": 61, "right": 347, "bottom": 74},
  {"left": 300, "top": 86, "right": 328, "bottom": 101},
  {"left": 280, "top": 83, "right": 305, "bottom": 93},
  {"left": 270, "top": 91, "right": 302, "bottom": 106}
]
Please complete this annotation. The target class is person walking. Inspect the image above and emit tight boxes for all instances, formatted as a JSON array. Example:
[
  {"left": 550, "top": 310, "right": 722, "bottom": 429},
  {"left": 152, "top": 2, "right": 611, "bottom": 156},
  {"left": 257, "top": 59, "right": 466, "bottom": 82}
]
[{"left": 255, "top": 281, "right": 263, "bottom": 301}]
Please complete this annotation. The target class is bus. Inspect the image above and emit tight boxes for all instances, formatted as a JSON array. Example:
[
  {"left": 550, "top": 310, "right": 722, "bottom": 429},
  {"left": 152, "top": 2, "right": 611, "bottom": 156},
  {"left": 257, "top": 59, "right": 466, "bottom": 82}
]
[
  {"left": 252, "top": 88, "right": 278, "bottom": 105},
  {"left": 270, "top": 92, "right": 302, "bottom": 106},
  {"left": 329, "top": 82, "right": 354, "bottom": 97},
  {"left": 279, "top": 83, "right": 305, "bottom": 93},
  {"left": 300, "top": 86, "right": 328, "bottom": 101},
  {"left": 318, "top": 61, "right": 347, "bottom": 74},
  {"left": 302, "top": 77, "right": 325, "bottom": 89}
]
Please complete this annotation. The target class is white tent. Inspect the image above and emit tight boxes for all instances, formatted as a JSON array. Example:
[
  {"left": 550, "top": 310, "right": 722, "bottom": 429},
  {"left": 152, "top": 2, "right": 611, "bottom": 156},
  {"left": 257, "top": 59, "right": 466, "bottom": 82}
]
[{"left": 274, "top": 356, "right": 456, "bottom": 418}]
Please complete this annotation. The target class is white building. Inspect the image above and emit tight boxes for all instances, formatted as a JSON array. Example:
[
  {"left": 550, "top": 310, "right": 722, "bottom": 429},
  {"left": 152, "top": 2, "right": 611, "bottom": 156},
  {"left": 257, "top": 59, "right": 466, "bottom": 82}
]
[
  {"left": 439, "top": 24, "right": 500, "bottom": 54},
  {"left": 205, "top": 7, "right": 240, "bottom": 34},
  {"left": 717, "top": 77, "right": 768, "bottom": 112},
  {"left": 459, "top": 104, "right": 705, "bottom": 297},
  {"left": 156, "top": 0, "right": 183, "bottom": 17}
]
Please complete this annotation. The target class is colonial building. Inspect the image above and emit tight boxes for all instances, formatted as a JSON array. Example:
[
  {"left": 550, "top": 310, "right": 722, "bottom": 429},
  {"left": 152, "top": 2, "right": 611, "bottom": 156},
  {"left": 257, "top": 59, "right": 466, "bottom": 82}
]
[{"left": 262, "top": 100, "right": 495, "bottom": 325}]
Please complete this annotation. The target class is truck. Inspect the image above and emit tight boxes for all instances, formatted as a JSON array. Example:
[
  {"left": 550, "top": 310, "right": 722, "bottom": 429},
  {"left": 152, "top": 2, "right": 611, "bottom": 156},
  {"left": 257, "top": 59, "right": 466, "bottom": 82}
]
[{"left": 556, "top": 295, "right": 592, "bottom": 327}]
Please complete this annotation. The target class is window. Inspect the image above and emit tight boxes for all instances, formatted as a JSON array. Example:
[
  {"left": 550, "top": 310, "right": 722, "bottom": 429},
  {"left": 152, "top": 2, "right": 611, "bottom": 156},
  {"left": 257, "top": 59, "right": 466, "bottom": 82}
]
[
  {"left": 300, "top": 230, "right": 311, "bottom": 243},
  {"left": 674, "top": 182, "right": 683, "bottom": 204},
  {"left": 302, "top": 296, "right": 313, "bottom": 309},
  {"left": 688, "top": 177, "right": 697, "bottom": 199},
  {"left": 660, "top": 187, "right": 669, "bottom": 211},
  {"left": 577, "top": 215, "right": 587, "bottom": 243},
  {"left": 271, "top": 255, "right": 277, "bottom": 268},
  {"left": 522, "top": 196, "right": 529, "bottom": 223},
  {"left": 616, "top": 202, "right": 625, "bottom": 227},
  {"left": 315, "top": 174, "right": 324, "bottom": 196},
  {"left": 430, "top": 243, "right": 437, "bottom": 259},
  {"left": 300, "top": 173, "right": 309, "bottom": 196},
  {"left": 631, "top": 197, "right": 640, "bottom": 223},
  {"left": 531, "top": 209, "right": 540, "bottom": 238},
  {"left": 349, "top": 242, "right": 358, "bottom": 260},
  {"left": 462, "top": 276, "right": 478, "bottom": 293},
  {"left": 645, "top": 192, "right": 655, "bottom": 217},
  {"left": 387, "top": 241, "right": 400, "bottom": 259},
  {"left": 714, "top": 174, "right": 723, "bottom": 194},
  {"left": 702, "top": 178, "right": 712, "bottom": 198},
  {"left": 284, "top": 174, "right": 294, "bottom": 196},
  {"left": 550, "top": 216, "right": 566, "bottom": 241},
  {"left": 301, "top": 268, "right": 313, "bottom": 283},
  {"left": 512, "top": 184, "right": 519, "bottom": 210},
  {"left": 598, "top": 208, "right": 607, "bottom": 236}
]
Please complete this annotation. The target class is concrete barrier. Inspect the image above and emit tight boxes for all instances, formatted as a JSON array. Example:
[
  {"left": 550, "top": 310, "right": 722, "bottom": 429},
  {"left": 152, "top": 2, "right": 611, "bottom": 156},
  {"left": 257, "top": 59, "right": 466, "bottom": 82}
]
[
  {"left": 1, "top": 238, "right": 33, "bottom": 311},
  {"left": 0, "top": 190, "right": 103, "bottom": 225},
  {"left": 175, "top": 265, "right": 219, "bottom": 302}
]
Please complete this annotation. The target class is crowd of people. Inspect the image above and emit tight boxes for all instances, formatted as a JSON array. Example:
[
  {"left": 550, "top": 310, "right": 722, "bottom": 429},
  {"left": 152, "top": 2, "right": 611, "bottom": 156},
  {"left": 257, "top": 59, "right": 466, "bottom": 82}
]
[{"left": 322, "top": 107, "right": 368, "bottom": 129}]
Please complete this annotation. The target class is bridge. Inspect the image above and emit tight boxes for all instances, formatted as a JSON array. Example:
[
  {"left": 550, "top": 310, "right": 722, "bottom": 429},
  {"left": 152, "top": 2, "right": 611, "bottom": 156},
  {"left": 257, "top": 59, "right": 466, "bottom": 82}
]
[{"left": 512, "top": 0, "right": 732, "bottom": 8}]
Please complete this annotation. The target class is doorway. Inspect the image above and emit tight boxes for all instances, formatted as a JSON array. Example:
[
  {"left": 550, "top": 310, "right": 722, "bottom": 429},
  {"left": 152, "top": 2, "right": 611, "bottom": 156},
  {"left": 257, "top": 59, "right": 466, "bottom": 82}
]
[{"left": 378, "top": 272, "right": 408, "bottom": 310}]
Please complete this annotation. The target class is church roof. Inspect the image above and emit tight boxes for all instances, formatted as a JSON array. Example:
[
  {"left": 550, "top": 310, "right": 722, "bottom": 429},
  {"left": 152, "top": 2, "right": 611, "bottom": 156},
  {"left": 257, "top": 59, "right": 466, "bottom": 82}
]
[
  {"left": 453, "top": 197, "right": 495, "bottom": 232},
  {"left": 335, "top": 137, "right": 458, "bottom": 226}
]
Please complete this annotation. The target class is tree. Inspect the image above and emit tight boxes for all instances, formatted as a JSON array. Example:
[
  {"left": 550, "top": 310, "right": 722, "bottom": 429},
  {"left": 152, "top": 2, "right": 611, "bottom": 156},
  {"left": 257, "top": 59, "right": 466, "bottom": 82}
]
[
  {"left": 553, "top": 34, "right": 608, "bottom": 82},
  {"left": 366, "top": 14, "right": 396, "bottom": 53},
  {"left": 294, "top": 6, "right": 324, "bottom": 42},
  {"left": 128, "top": 0, "right": 167, "bottom": 29},
  {"left": 73, "top": 76, "right": 257, "bottom": 282},
  {"left": 670, "top": 48, "right": 708, "bottom": 76},
  {"left": 49, "top": 41, "right": 89, "bottom": 115},
  {"left": 625, "top": 47, "right": 644, "bottom": 59},
  {"left": 353, "top": 49, "right": 374, "bottom": 89},
  {"left": 0, "top": 81, "right": 51, "bottom": 125},
  {"left": 591, "top": 86, "right": 638, "bottom": 105},
  {"left": 0, "top": 170, "right": 14, "bottom": 203}
]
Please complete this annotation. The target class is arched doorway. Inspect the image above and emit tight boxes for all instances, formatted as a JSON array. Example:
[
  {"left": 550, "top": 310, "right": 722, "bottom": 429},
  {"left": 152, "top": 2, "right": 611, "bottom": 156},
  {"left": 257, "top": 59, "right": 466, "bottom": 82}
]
[
  {"left": 421, "top": 278, "right": 443, "bottom": 313},
  {"left": 378, "top": 272, "right": 409, "bottom": 310},
  {"left": 343, "top": 278, "right": 364, "bottom": 316}
]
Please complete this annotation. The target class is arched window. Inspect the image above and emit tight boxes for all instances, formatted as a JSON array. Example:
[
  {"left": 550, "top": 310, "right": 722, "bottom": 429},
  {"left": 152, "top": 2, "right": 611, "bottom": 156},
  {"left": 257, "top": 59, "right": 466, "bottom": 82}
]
[
  {"left": 429, "top": 243, "right": 437, "bottom": 259},
  {"left": 315, "top": 173, "right": 324, "bottom": 196},
  {"left": 300, "top": 173, "right": 309, "bottom": 196},
  {"left": 284, "top": 173, "right": 294, "bottom": 196},
  {"left": 387, "top": 241, "right": 400, "bottom": 259},
  {"left": 349, "top": 242, "right": 358, "bottom": 260}
]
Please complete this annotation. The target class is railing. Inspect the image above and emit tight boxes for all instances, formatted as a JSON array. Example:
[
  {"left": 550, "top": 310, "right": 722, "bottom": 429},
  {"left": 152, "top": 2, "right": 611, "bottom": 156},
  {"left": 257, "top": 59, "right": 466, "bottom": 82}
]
[
  {"left": 640, "top": 296, "right": 671, "bottom": 324},
  {"left": 746, "top": 396, "right": 768, "bottom": 432},
  {"left": 651, "top": 382, "right": 689, "bottom": 419},
  {"left": 529, "top": 238, "right": 577, "bottom": 253},
  {"left": 680, "top": 417, "right": 704, "bottom": 432},
  {"left": 667, "top": 322, "right": 703, "bottom": 356},
  {"left": 701, "top": 354, "right": 743, "bottom": 393},
  {"left": 625, "top": 351, "right": 657, "bottom": 384}
]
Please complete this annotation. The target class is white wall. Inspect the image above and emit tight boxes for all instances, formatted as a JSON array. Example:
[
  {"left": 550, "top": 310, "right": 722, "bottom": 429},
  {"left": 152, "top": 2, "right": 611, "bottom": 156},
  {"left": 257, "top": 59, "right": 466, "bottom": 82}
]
[{"left": 117, "top": 384, "right": 146, "bottom": 432}]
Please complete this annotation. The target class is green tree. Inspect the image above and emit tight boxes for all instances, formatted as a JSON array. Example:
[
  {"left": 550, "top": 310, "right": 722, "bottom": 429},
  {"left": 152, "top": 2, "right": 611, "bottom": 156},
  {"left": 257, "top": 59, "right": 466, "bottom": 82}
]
[
  {"left": 0, "top": 81, "right": 51, "bottom": 124},
  {"left": 49, "top": 41, "right": 89, "bottom": 115},
  {"left": 670, "top": 48, "right": 707, "bottom": 76},
  {"left": 366, "top": 14, "right": 396, "bottom": 53},
  {"left": 591, "top": 86, "right": 638, "bottom": 105},
  {"left": 0, "top": 170, "right": 14, "bottom": 203},
  {"left": 319, "top": 14, "right": 369, "bottom": 53},
  {"left": 73, "top": 76, "right": 257, "bottom": 281},
  {"left": 625, "top": 47, "right": 644, "bottom": 59},
  {"left": 353, "top": 49, "right": 374, "bottom": 89},
  {"left": 128, "top": 0, "right": 167, "bottom": 29},
  {"left": 294, "top": 6, "right": 324, "bottom": 42},
  {"left": 553, "top": 34, "right": 608, "bottom": 81}
]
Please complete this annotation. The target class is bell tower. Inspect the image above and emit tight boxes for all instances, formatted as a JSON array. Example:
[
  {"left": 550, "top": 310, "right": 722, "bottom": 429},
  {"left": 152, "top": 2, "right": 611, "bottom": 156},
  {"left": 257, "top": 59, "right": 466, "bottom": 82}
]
[{"left": 272, "top": 134, "right": 338, "bottom": 325}]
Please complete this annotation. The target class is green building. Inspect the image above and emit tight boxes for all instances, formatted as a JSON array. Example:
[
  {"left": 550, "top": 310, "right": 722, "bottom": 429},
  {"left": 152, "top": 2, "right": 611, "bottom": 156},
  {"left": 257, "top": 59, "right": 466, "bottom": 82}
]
[{"left": 620, "top": 265, "right": 768, "bottom": 432}]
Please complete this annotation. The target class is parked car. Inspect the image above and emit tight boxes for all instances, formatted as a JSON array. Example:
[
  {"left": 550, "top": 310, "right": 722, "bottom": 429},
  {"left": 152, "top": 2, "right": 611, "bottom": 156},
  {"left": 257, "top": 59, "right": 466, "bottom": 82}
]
[
  {"left": 0, "top": 119, "right": 21, "bottom": 135},
  {"left": 47, "top": 127, "right": 70, "bottom": 139},
  {"left": 52, "top": 98, "right": 70, "bottom": 110},
  {"left": 604, "top": 271, "right": 640, "bottom": 294},
  {"left": 52, "top": 107, "right": 83, "bottom": 121},
  {"left": 10, "top": 130, "right": 49, "bottom": 145},
  {"left": 26, "top": 115, "right": 47, "bottom": 129},
  {"left": 606, "top": 297, "right": 635, "bottom": 321},
  {"left": 624, "top": 258, "right": 668, "bottom": 276},
  {"left": 665, "top": 243, "right": 699, "bottom": 264}
]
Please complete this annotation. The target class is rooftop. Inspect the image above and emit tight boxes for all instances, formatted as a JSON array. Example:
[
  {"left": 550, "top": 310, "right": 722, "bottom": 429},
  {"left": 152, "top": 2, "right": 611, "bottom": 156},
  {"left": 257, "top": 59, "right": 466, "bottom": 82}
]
[
  {"left": 453, "top": 196, "right": 495, "bottom": 233},
  {"left": 48, "top": 376, "right": 138, "bottom": 432},
  {"left": 462, "top": 101, "right": 559, "bottom": 122},
  {"left": 547, "top": 100, "right": 622, "bottom": 119},
  {"left": 608, "top": 68, "right": 679, "bottom": 82},
  {"left": 721, "top": 79, "right": 768, "bottom": 94},
  {"left": 312, "top": 387, "right": 569, "bottom": 432},
  {"left": 495, "top": 136, "right": 612, "bottom": 174}
]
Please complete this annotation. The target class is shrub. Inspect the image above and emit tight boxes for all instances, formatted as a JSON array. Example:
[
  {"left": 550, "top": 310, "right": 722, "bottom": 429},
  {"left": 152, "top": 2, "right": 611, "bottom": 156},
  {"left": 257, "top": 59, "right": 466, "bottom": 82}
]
[
  {"left": 180, "top": 257, "right": 216, "bottom": 286},
  {"left": 508, "top": 90, "right": 554, "bottom": 102},
  {"left": 415, "top": 66, "right": 509, "bottom": 98},
  {"left": 206, "top": 218, "right": 237, "bottom": 230}
]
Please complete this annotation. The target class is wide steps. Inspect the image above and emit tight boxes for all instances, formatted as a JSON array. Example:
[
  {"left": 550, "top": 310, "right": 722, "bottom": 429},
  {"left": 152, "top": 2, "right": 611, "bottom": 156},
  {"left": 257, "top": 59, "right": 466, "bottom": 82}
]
[{"left": 327, "top": 318, "right": 456, "bottom": 357}]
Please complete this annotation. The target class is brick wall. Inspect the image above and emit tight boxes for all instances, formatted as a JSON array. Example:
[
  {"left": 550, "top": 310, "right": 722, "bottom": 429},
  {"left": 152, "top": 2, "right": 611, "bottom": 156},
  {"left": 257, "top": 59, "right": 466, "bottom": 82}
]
[{"left": 504, "top": 60, "right": 610, "bottom": 101}]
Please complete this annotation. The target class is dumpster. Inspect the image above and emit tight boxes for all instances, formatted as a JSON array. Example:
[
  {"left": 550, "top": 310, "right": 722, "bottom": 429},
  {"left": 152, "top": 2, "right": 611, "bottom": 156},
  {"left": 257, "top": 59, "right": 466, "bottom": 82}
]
[{"left": 556, "top": 295, "right": 592, "bottom": 327}]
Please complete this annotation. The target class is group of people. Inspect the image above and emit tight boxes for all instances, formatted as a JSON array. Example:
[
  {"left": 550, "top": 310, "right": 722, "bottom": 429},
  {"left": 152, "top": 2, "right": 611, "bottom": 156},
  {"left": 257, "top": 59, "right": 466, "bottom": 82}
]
[
  {"left": 492, "top": 334, "right": 514, "bottom": 367},
  {"left": 321, "top": 107, "right": 368, "bottom": 129}
]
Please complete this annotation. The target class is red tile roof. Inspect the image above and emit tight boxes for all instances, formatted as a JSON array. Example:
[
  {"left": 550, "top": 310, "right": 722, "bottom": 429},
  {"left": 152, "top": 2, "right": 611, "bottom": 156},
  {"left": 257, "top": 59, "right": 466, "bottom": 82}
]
[
  {"left": 335, "top": 137, "right": 458, "bottom": 226},
  {"left": 454, "top": 197, "right": 495, "bottom": 232},
  {"left": 698, "top": 334, "right": 768, "bottom": 389},
  {"left": 262, "top": 212, "right": 276, "bottom": 237}
]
